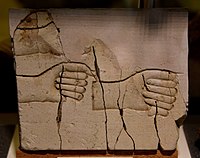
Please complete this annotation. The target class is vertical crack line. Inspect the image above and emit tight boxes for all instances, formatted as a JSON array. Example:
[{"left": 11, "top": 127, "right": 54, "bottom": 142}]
[
  {"left": 116, "top": 70, "right": 136, "bottom": 153},
  {"left": 92, "top": 46, "right": 109, "bottom": 151},
  {"left": 142, "top": 73, "right": 161, "bottom": 148},
  {"left": 121, "top": 85, "right": 128, "bottom": 109},
  {"left": 56, "top": 65, "right": 64, "bottom": 150},
  {"left": 154, "top": 101, "right": 160, "bottom": 147},
  {"left": 114, "top": 128, "right": 123, "bottom": 150}
]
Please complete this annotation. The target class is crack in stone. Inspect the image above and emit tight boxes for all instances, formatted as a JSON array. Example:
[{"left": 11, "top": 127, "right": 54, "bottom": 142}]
[
  {"left": 56, "top": 65, "right": 64, "bottom": 150},
  {"left": 142, "top": 73, "right": 161, "bottom": 148},
  {"left": 115, "top": 70, "right": 136, "bottom": 153},
  {"left": 114, "top": 128, "right": 123, "bottom": 149},
  {"left": 154, "top": 101, "right": 161, "bottom": 147},
  {"left": 92, "top": 46, "right": 109, "bottom": 151}
]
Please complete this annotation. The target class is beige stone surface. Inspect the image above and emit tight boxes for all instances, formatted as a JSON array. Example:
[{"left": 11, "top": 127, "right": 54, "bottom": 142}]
[{"left": 10, "top": 9, "right": 188, "bottom": 151}]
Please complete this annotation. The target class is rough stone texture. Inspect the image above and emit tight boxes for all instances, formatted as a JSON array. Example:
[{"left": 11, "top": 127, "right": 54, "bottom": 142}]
[
  {"left": 10, "top": 9, "right": 188, "bottom": 151},
  {"left": 16, "top": 150, "right": 178, "bottom": 158}
]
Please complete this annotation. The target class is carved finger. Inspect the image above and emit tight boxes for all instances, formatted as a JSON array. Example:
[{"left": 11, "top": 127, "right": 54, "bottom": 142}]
[
  {"left": 55, "top": 84, "right": 86, "bottom": 93},
  {"left": 143, "top": 70, "right": 178, "bottom": 81},
  {"left": 148, "top": 107, "right": 169, "bottom": 117},
  {"left": 146, "top": 85, "right": 177, "bottom": 96},
  {"left": 61, "top": 91, "right": 84, "bottom": 101},
  {"left": 64, "top": 62, "right": 93, "bottom": 76},
  {"left": 146, "top": 79, "right": 177, "bottom": 88},
  {"left": 55, "top": 78, "right": 87, "bottom": 86},
  {"left": 144, "top": 98, "right": 174, "bottom": 110},
  {"left": 60, "top": 71, "right": 87, "bottom": 80},
  {"left": 142, "top": 91, "right": 176, "bottom": 104}
]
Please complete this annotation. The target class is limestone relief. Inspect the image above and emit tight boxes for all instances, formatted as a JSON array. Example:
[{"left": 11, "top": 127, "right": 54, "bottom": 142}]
[{"left": 10, "top": 9, "right": 188, "bottom": 151}]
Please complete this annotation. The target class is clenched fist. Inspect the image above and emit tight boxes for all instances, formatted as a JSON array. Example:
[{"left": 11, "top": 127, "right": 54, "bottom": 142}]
[
  {"left": 141, "top": 70, "right": 178, "bottom": 116},
  {"left": 55, "top": 62, "right": 93, "bottom": 101}
]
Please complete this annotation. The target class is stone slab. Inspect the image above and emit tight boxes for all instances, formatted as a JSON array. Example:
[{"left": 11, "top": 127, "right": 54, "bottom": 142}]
[{"left": 10, "top": 9, "right": 188, "bottom": 151}]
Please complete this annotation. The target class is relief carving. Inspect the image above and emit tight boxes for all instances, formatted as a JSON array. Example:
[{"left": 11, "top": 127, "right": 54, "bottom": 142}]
[{"left": 11, "top": 9, "right": 188, "bottom": 151}]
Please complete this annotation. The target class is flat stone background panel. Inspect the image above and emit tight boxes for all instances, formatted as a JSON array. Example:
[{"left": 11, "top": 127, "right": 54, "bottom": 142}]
[{"left": 19, "top": 102, "right": 60, "bottom": 150}]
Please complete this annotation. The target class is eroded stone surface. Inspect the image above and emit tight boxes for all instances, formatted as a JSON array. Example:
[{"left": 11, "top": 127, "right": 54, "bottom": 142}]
[{"left": 10, "top": 9, "right": 188, "bottom": 151}]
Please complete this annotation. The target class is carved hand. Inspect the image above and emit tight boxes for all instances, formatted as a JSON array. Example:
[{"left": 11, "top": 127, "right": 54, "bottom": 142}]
[
  {"left": 55, "top": 62, "right": 93, "bottom": 101},
  {"left": 141, "top": 70, "right": 178, "bottom": 116}
]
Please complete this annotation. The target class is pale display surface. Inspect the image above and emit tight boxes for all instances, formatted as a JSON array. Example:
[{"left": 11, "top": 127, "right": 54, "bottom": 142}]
[{"left": 10, "top": 9, "right": 188, "bottom": 151}]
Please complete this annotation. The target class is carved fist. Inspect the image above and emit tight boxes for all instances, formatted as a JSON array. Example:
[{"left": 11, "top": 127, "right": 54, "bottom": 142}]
[
  {"left": 141, "top": 70, "right": 178, "bottom": 116},
  {"left": 55, "top": 62, "right": 93, "bottom": 101}
]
